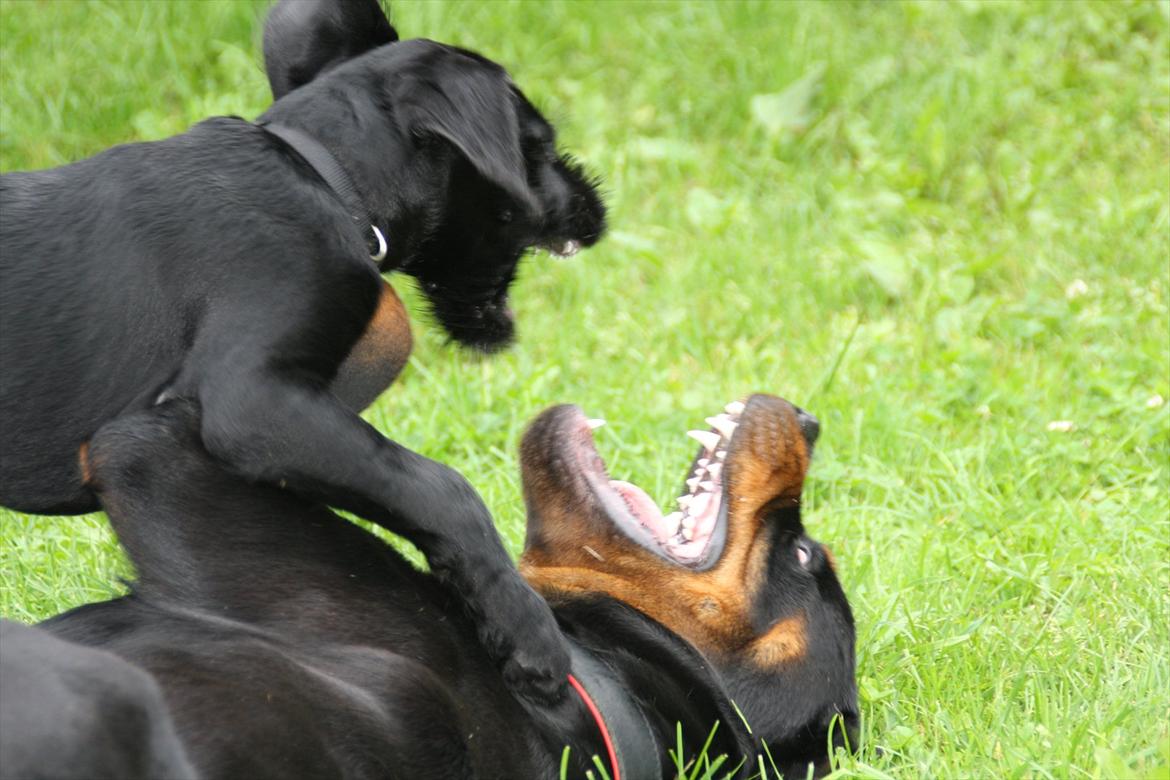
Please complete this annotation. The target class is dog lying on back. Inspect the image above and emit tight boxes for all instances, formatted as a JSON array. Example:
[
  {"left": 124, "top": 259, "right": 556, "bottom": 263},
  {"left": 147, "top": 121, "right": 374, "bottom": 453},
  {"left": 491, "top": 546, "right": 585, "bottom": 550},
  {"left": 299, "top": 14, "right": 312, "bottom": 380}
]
[
  {"left": 2, "top": 395, "right": 856, "bottom": 779},
  {"left": 0, "top": 0, "right": 604, "bottom": 699}
]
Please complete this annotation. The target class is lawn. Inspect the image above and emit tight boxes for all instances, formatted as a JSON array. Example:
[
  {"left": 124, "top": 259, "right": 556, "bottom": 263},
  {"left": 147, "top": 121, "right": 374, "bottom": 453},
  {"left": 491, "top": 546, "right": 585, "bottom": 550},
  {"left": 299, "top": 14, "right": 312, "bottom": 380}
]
[{"left": 2, "top": 0, "right": 1168, "bottom": 777}]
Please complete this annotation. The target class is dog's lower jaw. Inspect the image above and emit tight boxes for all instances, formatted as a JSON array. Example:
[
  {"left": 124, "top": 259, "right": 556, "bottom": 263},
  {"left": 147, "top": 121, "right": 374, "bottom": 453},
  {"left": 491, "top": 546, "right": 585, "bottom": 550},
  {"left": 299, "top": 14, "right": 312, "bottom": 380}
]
[
  {"left": 423, "top": 290, "right": 517, "bottom": 353},
  {"left": 443, "top": 315, "right": 515, "bottom": 353}
]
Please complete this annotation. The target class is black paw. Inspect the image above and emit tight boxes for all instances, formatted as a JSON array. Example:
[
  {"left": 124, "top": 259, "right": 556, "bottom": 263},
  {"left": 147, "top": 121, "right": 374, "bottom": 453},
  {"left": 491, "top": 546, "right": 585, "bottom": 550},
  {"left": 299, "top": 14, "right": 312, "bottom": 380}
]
[
  {"left": 501, "top": 644, "right": 570, "bottom": 705},
  {"left": 479, "top": 581, "right": 570, "bottom": 705}
]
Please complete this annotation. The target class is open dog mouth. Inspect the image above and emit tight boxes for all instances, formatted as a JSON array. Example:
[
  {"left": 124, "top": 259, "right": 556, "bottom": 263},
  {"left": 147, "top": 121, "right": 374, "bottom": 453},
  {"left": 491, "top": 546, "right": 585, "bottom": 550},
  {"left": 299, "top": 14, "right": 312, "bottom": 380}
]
[
  {"left": 539, "top": 400, "right": 753, "bottom": 569},
  {"left": 522, "top": 394, "right": 819, "bottom": 573}
]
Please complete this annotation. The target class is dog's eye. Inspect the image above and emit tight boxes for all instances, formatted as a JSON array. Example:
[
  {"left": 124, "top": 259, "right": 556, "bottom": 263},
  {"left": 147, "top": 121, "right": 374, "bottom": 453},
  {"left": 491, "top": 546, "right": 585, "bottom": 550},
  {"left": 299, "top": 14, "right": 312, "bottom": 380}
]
[{"left": 796, "top": 543, "right": 811, "bottom": 568}]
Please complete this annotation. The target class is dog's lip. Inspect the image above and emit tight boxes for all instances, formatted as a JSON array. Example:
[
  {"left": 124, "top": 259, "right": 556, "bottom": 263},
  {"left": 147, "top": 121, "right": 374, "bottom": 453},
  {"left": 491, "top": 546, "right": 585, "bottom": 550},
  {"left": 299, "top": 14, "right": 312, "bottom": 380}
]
[{"left": 521, "top": 401, "right": 789, "bottom": 569}]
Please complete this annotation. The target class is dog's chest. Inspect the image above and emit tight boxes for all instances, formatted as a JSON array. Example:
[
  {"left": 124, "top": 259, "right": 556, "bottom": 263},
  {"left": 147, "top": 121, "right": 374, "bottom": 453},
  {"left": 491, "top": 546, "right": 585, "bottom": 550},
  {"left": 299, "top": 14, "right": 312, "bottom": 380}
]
[{"left": 331, "top": 280, "right": 412, "bottom": 412}]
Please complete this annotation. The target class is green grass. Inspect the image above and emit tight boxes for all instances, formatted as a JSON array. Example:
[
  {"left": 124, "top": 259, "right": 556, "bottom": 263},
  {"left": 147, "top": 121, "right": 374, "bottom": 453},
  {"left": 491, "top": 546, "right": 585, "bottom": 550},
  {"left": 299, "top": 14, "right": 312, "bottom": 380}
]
[{"left": 2, "top": 1, "right": 1168, "bottom": 777}]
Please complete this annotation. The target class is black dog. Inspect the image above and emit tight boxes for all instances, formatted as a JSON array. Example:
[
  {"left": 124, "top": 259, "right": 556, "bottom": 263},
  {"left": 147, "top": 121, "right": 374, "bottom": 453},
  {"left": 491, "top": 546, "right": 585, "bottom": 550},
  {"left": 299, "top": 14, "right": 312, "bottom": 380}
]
[
  {"left": 0, "top": 0, "right": 604, "bottom": 699},
  {"left": 9, "top": 395, "right": 855, "bottom": 779}
]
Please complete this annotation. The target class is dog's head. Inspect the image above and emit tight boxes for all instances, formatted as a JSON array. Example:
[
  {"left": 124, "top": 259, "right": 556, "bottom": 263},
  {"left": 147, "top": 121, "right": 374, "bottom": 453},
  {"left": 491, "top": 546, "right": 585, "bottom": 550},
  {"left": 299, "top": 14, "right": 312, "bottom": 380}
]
[
  {"left": 519, "top": 395, "right": 858, "bottom": 776},
  {"left": 262, "top": 0, "right": 606, "bottom": 351}
]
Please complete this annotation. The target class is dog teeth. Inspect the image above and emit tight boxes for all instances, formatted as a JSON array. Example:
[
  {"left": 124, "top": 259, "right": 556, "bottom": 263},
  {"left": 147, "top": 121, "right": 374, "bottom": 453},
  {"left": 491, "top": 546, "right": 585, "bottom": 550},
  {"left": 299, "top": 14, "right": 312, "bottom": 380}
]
[
  {"left": 715, "top": 449, "right": 726, "bottom": 460},
  {"left": 696, "top": 512, "right": 718, "bottom": 536},
  {"left": 705, "top": 462, "right": 722, "bottom": 479},
  {"left": 705, "top": 415, "right": 738, "bottom": 440},
  {"left": 699, "top": 481, "right": 714, "bottom": 492},
  {"left": 697, "top": 458, "right": 710, "bottom": 468},
  {"left": 725, "top": 400, "right": 746, "bottom": 416},
  {"left": 686, "top": 476, "right": 701, "bottom": 491},
  {"left": 558, "top": 240, "right": 580, "bottom": 257},
  {"left": 662, "top": 512, "right": 683, "bottom": 536},
  {"left": 686, "top": 430, "right": 721, "bottom": 452},
  {"left": 688, "top": 492, "right": 714, "bottom": 519},
  {"left": 677, "top": 495, "right": 693, "bottom": 510},
  {"left": 586, "top": 418, "right": 606, "bottom": 430}
]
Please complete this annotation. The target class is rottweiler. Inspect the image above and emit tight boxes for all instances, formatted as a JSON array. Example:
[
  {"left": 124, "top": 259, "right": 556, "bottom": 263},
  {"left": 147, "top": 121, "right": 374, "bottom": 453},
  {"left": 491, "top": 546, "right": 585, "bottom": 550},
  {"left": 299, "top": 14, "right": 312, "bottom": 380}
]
[
  {"left": 2, "top": 394, "right": 856, "bottom": 779},
  {"left": 0, "top": 0, "right": 605, "bottom": 699}
]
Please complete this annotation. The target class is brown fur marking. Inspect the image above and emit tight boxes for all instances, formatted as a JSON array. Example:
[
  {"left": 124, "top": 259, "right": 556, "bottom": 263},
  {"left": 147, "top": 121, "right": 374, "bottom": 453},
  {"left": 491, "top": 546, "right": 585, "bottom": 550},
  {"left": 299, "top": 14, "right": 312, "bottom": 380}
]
[
  {"left": 78, "top": 442, "right": 92, "bottom": 485},
  {"left": 748, "top": 614, "right": 808, "bottom": 666},
  {"left": 520, "top": 395, "right": 813, "bottom": 665},
  {"left": 331, "top": 280, "right": 412, "bottom": 410}
]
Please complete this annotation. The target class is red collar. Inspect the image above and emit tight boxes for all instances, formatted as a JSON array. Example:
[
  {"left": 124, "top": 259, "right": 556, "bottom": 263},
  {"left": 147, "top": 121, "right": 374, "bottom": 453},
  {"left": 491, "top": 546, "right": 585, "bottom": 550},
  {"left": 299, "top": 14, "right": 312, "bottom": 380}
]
[{"left": 567, "top": 673, "right": 621, "bottom": 780}]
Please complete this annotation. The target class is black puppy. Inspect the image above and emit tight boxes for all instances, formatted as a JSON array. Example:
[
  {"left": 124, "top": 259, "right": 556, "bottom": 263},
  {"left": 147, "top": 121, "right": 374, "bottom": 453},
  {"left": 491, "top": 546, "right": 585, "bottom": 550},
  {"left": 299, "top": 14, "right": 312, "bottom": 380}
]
[
  {"left": 16, "top": 395, "right": 855, "bottom": 779},
  {"left": 0, "top": 0, "right": 604, "bottom": 698}
]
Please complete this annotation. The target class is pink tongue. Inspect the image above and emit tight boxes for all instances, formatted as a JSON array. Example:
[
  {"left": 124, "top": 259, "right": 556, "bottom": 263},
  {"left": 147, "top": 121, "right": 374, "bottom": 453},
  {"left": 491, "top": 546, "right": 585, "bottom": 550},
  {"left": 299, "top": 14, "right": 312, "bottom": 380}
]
[{"left": 609, "top": 480, "right": 671, "bottom": 541}]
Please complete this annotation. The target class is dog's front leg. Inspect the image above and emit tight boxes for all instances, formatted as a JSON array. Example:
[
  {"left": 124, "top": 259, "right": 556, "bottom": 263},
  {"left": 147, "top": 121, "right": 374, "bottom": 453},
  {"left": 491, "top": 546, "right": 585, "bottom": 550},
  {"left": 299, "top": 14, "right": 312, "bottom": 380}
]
[{"left": 195, "top": 363, "right": 569, "bottom": 703}]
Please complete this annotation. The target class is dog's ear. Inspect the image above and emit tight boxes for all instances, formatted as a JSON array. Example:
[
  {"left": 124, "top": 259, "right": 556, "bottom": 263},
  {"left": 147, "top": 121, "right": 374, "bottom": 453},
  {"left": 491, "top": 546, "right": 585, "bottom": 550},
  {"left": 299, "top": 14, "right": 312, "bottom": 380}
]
[
  {"left": 399, "top": 57, "right": 540, "bottom": 216},
  {"left": 264, "top": 0, "right": 398, "bottom": 100}
]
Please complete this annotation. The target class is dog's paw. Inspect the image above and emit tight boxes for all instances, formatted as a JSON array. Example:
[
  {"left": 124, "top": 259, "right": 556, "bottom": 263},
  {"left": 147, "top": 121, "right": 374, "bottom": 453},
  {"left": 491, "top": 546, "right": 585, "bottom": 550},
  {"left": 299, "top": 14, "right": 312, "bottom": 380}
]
[
  {"left": 479, "top": 584, "right": 570, "bottom": 705},
  {"left": 501, "top": 643, "right": 570, "bottom": 705}
]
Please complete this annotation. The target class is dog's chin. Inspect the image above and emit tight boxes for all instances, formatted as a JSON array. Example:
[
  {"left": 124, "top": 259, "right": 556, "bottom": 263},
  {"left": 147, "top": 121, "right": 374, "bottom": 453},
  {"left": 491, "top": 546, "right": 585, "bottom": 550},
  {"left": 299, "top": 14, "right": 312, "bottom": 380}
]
[{"left": 431, "top": 300, "right": 516, "bottom": 353}]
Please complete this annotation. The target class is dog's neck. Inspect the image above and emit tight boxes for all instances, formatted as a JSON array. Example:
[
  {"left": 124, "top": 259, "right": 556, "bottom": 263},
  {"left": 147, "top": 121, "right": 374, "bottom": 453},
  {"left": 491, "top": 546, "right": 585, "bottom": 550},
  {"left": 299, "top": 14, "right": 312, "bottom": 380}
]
[
  {"left": 537, "top": 601, "right": 757, "bottom": 779},
  {"left": 257, "top": 92, "right": 425, "bottom": 270},
  {"left": 560, "top": 642, "right": 663, "bottom": 780}
]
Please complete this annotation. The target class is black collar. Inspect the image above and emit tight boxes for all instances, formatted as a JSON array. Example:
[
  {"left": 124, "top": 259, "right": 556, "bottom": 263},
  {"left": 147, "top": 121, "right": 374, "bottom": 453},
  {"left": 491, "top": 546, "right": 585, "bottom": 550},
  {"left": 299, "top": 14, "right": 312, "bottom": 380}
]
[
  {"left": 568, "top": 644, "right": 663, "bottom": 780},
  {"left": 256, "top": 121, "right": 387, "bottom": 264}
]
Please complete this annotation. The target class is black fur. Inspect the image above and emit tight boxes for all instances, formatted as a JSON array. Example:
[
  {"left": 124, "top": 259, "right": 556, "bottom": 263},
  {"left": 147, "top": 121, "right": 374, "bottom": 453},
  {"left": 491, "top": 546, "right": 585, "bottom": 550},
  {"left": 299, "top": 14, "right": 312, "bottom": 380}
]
[
  {"left": 13, "top": 400, "right": 853, "bottom": 778},
  {"left": 0, "top": 0, "right": 605, "bottom": 701},
  {"left": 730, "top": 509, "right": 859, "bottom": 777},
  {"left": 0, "top": 620, "right": 196, "bottom": 780}
]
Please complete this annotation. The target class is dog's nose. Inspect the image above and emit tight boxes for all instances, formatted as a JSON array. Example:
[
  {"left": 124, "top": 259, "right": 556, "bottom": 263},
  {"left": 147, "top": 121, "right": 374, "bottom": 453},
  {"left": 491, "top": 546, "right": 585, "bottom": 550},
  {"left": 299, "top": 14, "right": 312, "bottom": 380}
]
[{"left": 793, "top": 406, "right": 820, "bottom": 448}]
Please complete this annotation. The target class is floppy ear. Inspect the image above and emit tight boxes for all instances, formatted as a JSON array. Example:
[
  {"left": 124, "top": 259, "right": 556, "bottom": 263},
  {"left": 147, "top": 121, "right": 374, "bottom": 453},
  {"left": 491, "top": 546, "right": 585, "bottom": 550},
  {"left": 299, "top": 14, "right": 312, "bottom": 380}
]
[
  {"left": 264, "top": 0, "right": 398, "bottom": 100},
  {"left": 399, "top": 57, "right": 540, "bottom": 216}
]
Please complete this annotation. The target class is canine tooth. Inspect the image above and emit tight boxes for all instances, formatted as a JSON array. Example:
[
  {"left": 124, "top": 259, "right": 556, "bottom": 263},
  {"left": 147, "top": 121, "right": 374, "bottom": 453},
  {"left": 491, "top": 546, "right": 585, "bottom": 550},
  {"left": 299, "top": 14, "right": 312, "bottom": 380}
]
[
  {"left": 688, "top": 492, "right": 714, "bottom": 519},
  {"left": 686, "top": 430, "right": 720, "bottom": 451},
  {"left": 586, "top": 418, "right": 606, "bottom": 429},
  {"left": 715, "top": 449, "right": 726, "bottom": 460},
  {"left": 686, "top": 476, "right": 701, "bottom": 491},
  {"left": 725, "top": 400, "right": 745, "bottom": 416},
  {"left": 697, "top": 458, "right": 710, "bottom": 468},
  {"left": 705, "top": 416, "right": 738, "bottom": 439}
]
